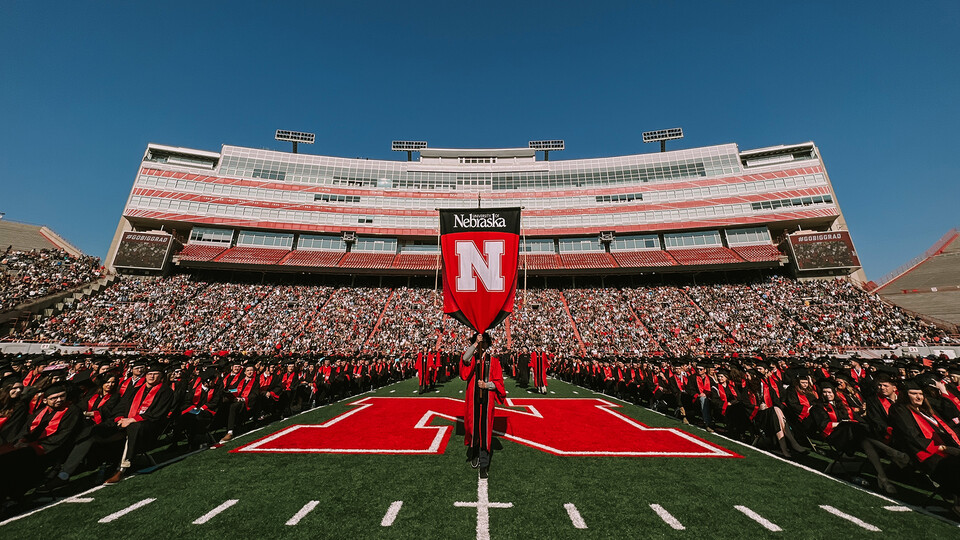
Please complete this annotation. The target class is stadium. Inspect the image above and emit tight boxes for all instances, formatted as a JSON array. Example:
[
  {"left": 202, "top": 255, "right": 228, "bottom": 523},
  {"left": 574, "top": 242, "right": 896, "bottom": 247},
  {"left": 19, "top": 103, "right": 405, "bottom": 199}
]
[{"left": 1, "top": 134, "right": 959, "bottom": 539}]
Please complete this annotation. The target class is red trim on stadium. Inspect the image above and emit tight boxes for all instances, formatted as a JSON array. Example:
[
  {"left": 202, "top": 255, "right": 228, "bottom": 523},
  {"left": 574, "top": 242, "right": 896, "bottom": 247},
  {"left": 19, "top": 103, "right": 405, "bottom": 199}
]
[
  {"left": 138, "top": 165, "right": 824, "bottom": 200},
  {"left": 128, "top": 186, "right": 833, "bottom": 218},
  {"left": 124, "top": 207, "right": 839, "bottom": 237}
]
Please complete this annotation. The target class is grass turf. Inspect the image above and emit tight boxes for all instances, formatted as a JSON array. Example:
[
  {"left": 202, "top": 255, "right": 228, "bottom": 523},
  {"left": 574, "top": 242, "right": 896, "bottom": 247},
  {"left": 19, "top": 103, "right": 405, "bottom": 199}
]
[{"left": 2, "top": 377, "right": 957, "bottom": 539}]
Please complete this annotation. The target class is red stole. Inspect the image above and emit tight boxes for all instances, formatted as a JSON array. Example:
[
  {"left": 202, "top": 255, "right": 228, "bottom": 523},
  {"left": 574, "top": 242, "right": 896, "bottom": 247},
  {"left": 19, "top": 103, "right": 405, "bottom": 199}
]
[
  {"left": 822, "top": 403, "right": 839, "bottom": 436},
  {"left": 910, "top": 409, "right": 960, "bottom": 461},
  {"left": 128, "top": 383, "right": 162, "bottom": 420},
  {"left": 795, "top": 389, "right": 811, "bottom": 421},
  {"left": 30, "top": 406, "right": 67, "bottom": 438},
  {"left": 282, "top": 372, "right": 298, "bottom": 390}
]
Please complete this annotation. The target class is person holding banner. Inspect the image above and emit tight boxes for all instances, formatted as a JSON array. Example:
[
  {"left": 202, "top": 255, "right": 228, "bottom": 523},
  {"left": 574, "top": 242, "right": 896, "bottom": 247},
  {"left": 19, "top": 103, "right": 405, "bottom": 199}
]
[{"left": 461, "top": 332, "right": 505, "bottom": 479}]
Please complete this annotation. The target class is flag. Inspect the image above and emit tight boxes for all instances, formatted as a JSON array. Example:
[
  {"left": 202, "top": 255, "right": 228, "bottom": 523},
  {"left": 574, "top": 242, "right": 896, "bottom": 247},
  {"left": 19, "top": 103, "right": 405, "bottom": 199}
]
[{"left": 440, "top": 207, "right": 520, "bottom": 334}]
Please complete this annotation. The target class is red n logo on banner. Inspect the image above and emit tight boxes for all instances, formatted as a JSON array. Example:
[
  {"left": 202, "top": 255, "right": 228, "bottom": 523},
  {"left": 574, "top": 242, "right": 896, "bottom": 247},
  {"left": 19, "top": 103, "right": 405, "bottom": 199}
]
[
  {"left": 441, "top": 208, "right": 520, "bottom": 333},
  {"left": 455, "top": 240, "right": 505, "bottom": 292}
]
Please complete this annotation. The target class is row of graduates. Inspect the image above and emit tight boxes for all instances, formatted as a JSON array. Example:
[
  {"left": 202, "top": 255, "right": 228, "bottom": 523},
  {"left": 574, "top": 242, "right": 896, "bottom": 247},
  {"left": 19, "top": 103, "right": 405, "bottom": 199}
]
[
  {"left": 0, "top": 352, "right": 418, "bottom": 502},
  {"left": 551, "top": 355, "right": 960, "bottom": 512}
]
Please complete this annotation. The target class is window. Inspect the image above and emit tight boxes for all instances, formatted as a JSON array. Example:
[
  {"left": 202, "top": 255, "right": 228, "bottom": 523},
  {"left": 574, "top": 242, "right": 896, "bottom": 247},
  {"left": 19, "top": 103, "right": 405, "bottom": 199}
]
[
  {"left": 188, "top": 227, "right": 232, "bottom": 244},
  {"left": 559, "top": 237, "right": 603, "bottom": 252},
  {"left": 315, "top": 194, "right": 361, "bottom": 203},
  {"left": 596, "top": 193, "right": 643, "bottom": 204},
  {"left": 611, "top": 235, "right": 661, "bottom": 251},
  {"left": 297, "top": 235, "right": 346, "bottom": 251},
  {"left": 237, "top": 231, "right": 294, "bottom": 248},
  {"left": 522, "top": 239, "right": 556, "bottom": 253},
  {"left": 725, "top": 227, "right": 771, "bottom": 246},
  {"left": 751, "top": 194, "right": 833, "bottom": 211},
  {"left": 664, "top": 231, "right": 722, "bottom": 248},
  {"left": 353, "top": 237, "right": 398, "bottom": 252}
]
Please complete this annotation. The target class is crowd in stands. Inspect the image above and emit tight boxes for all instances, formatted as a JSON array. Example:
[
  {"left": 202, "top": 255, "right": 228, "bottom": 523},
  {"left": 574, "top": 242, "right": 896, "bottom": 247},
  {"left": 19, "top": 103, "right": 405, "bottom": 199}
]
[
  {"left": 0, "top": 249, "right": 103, "bottom": 313},
  {"left": 15, "top": 274, "right": 953, "bottom": 356}
]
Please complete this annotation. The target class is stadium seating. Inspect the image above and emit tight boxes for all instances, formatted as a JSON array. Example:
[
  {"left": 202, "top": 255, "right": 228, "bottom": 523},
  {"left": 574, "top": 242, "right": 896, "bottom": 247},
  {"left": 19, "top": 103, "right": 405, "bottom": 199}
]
[
  {"left": 214, "top": 247, "right": 291, "bottom": 265},
  {"left": 392, "top": 253, "right": 441, "bottom": 270},
  {"left": 177, "top": 244, "right": 227, "bottom": 262},
  {"left": 339, "top": 252, "right": 396, "bottom": 269},
  {"left": 279, "top": 250, "right": 345, "bottom": 267},
  {"left": 520, "top": 253, "right": 562, "bottom": 270},
  {"left": 611, "top": 250, "right": 678, "bottom": 267},
  {"left": 667, "top": 247, "right": 745, "bottom": 265},
  {"left": 559, "top": 252, "right": 617, "bottom": 269},
  {"left": 731, "top": 244, "right": 784, "bottom": 263}
]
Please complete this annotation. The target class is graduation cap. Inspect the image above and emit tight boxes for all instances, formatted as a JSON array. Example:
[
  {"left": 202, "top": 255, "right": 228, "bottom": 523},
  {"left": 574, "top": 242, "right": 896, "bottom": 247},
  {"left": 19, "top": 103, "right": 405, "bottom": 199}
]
[
  {"left": 45, "top": 382, "right": 68, "bottom": 396},
  {"left": 145, "top": 362, "right": 166, "bottom": 374},
  {"left": 200, "top": 368, "right": 219, "bottom": 382},
  {"left": 817, "top": 380, "right": 836, "bottom": 391},
  {"left": 901, "top": 379, "right": 924, "bottom": 391}
]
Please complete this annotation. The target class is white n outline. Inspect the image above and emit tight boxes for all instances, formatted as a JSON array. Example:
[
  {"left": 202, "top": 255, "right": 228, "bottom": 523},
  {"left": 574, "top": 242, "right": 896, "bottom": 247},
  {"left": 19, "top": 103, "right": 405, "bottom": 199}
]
[{"left": 455, "top": 240, "right": 505, "bottom": 292}]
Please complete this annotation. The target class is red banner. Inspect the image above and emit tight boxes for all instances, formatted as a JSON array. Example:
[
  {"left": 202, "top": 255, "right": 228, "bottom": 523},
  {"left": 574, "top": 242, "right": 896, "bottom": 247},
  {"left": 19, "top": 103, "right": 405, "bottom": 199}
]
[{"left": 440, "top": 208, "right": 520, "bottom": 334}]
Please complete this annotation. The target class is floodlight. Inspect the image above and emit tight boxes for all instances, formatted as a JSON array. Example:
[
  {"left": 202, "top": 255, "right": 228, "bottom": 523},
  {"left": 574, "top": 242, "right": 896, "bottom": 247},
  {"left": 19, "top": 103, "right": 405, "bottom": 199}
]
[
  {"left": 528, "top": 140, "right": 564, "bottom": 151},
  {"left": 275, "top": 129, "right": 315, "bottom": 153},
  {"left": 528, "top": 139, "right": 565, "bottom": 161},
  {"left": 392, "top": 140, "right": 428, "bottom": 161},
  {"left": 642, "top": 128, "right": 684, "bottom": 152}
]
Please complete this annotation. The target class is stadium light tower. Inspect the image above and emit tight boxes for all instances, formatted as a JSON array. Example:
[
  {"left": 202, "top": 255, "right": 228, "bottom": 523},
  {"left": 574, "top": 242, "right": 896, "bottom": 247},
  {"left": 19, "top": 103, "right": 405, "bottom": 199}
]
[
  {"left": 275, "top": 129, "right": 315, "bottom": 154},
  {"left": 529, "top": 140, "right": 564, "bottom": 161},
  {"left": 392, "top": 140, "right": 428, "bottom": 161},
  {"left": 642, "top": 127, "right": 683, "bottom": 152}
]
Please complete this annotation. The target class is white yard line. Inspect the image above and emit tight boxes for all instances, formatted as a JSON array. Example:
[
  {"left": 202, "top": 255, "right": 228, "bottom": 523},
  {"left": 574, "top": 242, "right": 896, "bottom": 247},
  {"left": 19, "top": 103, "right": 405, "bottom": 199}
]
[
  {"left": 820, "top": 505, "right": 881, "bottom": 531},
  {"left": 883, "top": 505, "right": 912, "bottom": 512},
  {"left": 97, "top": 498, "right": 156, "bottom": 523},
  {"left": 0, "top": 485, "right": 106, "bottom": 527},
  {"left": 286, "top": 500, "right": 320, "bottom": 526},
  {"left": 735, "top": 505, "right": 782, "bottom": 532},
  {"left": 454, "top": 477, "right": 513, "bottom": 540},
  {"left": 192, "top": 499, "right": 238, "bottom": 524},
  {"left": 650, "top": 503, "right": 684, "bottom": 530},
  {"left": 564, "top": 503, "right": 587, "bottom": 529},
  {"left": 381, "top": 501, "right": 403, "bottom": 526}
]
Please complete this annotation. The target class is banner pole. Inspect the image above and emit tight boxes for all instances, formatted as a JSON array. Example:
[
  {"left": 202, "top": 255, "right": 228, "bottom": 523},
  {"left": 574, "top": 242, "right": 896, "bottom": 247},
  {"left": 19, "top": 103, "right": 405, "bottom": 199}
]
[{"left": 434, "top": 210, "right": 441, "bottom": 311}]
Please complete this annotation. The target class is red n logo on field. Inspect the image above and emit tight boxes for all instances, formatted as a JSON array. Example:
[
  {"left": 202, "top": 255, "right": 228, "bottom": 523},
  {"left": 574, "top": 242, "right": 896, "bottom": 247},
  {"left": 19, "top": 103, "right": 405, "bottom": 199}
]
[{"left": 232, "top": 397, "right": 740, "bottom": 458}]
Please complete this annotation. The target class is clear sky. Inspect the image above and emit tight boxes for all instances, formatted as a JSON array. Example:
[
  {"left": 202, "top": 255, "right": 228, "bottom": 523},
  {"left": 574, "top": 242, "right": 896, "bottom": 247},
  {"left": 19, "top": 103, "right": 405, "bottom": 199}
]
[{"left": 1, "top": 1, "right": 957, "bottom": 281}]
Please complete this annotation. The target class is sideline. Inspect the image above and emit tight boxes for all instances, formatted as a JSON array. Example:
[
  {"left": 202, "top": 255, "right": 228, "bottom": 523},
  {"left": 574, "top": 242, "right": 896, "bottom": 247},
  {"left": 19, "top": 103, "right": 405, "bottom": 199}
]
[{"left": 560, "top": 378, "right": 960, "bottom": 528}]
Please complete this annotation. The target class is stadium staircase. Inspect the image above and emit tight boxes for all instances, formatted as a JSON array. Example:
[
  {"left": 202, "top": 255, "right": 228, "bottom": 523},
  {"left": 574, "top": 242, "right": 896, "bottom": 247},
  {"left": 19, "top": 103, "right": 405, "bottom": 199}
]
[
  {"left": 625, "top": 301, "right": 664, "bottom": 353},
  {"left": 681, "top": 287, "right": 738, "bottom": 343},
  {"left": 0, "top": 274, "right": 119, "bottom": 337},
  {"left": 298, "top": 289, "right": 338, "bottom": 344},
  {"left": 363, "top": 288, "right": 395, "bottom": 349},
  {"left": 558, "top": 291, "right": 588, "bottom": 356}
]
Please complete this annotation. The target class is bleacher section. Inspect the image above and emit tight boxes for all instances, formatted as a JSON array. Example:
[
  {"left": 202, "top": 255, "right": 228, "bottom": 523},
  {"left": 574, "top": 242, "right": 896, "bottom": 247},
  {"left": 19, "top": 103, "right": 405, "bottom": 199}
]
[
  {"left": 612, "top": 250, "right": 678, "bottom": 268},
  {"left": 667, "top": 247, "right": 745, "bottom": 266},
  {"left": 279, "top": 250, "right": 345, "bottom": 267},
  {"left": 214, "top": 247, "right": 290, "bottom": 265},
  {"left": 520, "top": 254, "right": 562, "bottom": 270},
  {"left": 339, "top": 252, "right": 396, "bottom": 269},
  {"left": 393, "top": 253, "right": 440, "bottom": 270},
  {"left": 731, "top": 244, "right": 784, "bottom": 262},
  {"left": 0, "top": 220, "right": 82, "bottom": 255},
  {"left": 177, "top": 244, "right": 227, "bottom": 262},
  {"left": 877, "top": 230, "right": 960, "bottom": 326},
  {"left": 560, "top": 252, "right": 617, "bottom": 269}
]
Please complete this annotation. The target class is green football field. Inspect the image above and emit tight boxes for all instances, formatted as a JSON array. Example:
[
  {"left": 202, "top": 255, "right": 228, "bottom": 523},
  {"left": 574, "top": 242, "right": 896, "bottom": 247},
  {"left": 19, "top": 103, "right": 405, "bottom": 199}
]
[{"left": 2, "top": 377, "right": 958, "bottom": 539}]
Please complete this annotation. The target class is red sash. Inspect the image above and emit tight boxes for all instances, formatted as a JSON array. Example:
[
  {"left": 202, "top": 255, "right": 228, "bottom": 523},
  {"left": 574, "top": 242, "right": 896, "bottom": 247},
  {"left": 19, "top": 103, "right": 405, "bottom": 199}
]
[
  {"left": 910, "top": 409, "right": 960, "bottom": 462},
  {"left": 822, "top": 403, "right": 839, "bottom": 437},
  {"left": 795, "top": 389, "right": 811, "bottom": 421},
  {"left": 30, "top": 406, "right": 67, "bottom": 439},
  {"left": 282, "top": 372, "right": 297, "bottom": 390},
  {"left": 127, "top": 383, "right": 162, "bottom": 421}
]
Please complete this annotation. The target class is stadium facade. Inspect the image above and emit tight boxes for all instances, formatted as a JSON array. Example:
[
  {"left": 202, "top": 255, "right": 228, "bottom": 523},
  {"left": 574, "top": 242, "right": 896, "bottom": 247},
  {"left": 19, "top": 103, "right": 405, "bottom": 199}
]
[{"left": 105, "top": 140, "right": 866, "bottom": 280}]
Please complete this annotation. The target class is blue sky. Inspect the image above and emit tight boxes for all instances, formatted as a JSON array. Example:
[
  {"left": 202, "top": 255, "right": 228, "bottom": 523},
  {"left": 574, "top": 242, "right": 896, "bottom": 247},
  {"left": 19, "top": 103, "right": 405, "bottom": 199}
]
[{"left": 1, "top": 1, "right": 957, "bottom": 281}]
